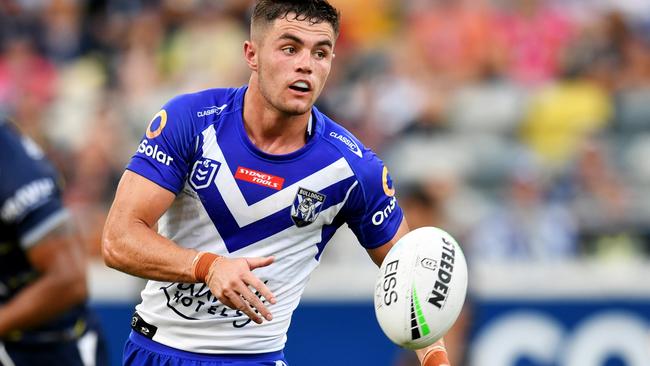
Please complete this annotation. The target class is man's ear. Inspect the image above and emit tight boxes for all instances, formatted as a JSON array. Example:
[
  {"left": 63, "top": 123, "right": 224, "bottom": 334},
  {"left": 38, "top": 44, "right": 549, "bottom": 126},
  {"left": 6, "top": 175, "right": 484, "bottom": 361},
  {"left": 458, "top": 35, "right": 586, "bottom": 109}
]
[{"left": 244, "top": 41, "right": 258, "bottom": 71}]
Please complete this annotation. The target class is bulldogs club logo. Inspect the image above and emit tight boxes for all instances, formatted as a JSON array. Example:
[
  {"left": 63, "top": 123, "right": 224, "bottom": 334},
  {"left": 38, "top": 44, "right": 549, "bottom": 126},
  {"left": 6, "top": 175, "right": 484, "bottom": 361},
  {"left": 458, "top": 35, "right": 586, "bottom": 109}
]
[{"left": 291, "top": 188, "right": 326, "bottom": 227}]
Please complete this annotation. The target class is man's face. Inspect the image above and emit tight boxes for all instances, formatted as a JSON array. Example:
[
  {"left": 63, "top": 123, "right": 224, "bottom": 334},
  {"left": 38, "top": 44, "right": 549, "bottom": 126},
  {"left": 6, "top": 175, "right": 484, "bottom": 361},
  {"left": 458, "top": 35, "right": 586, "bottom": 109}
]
[{"left": 253, "top": 16, "right": 335, "bottom": 116}]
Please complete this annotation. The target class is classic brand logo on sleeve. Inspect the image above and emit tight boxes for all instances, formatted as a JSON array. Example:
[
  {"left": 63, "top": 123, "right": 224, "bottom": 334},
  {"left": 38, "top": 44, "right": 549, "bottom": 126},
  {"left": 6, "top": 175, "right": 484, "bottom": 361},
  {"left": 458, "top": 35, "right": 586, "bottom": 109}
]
[
  {"left": 1, "top": 178, "right": 55, "bottom": 222},
  {"left": 146, "top": 110, "right": 167, "bottom": 139},
  {"left": 235, "top": 167, "right": 285, "bottom": 190},
  {"left": 328, "top": 131, "right": 363, "bottom": 158},
  {"left": 196, "top": 104, "right": 228, "bottom": 118}
]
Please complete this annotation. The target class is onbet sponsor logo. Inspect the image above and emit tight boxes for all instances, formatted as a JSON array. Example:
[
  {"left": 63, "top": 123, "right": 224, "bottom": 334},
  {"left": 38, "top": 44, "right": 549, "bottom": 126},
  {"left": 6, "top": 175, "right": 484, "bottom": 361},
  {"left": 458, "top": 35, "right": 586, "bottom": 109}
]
[
  {"left": 428, "top": 237, "right": 455, "bottom": 309},
  {"left": 372, "top": 196, "right": 397, "bottom": 226},
  {"left": 137, "top": 139, "right": 174, "bottom": 166},
  {"left": 235, "top": 167, "right": 284, "bottom": 190},
  {"left": 197, "top": 104, "right": 228, "bottom": 118},
  {"left": 329, "top": 131, "right": 363, "bottom": 158},
  {"left": 146, "top": 110, "right": 167, "bottom": 139}
]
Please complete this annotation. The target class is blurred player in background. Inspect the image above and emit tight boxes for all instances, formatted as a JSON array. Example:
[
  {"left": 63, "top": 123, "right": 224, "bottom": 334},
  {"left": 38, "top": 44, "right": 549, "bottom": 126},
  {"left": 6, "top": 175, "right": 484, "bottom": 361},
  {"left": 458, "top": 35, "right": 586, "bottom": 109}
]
[
  {"left": 0, "top": 117, "right": 108, "bottom": 366},
  {"left": 103, "top": 1, "right": 452, "bottom": 365}
]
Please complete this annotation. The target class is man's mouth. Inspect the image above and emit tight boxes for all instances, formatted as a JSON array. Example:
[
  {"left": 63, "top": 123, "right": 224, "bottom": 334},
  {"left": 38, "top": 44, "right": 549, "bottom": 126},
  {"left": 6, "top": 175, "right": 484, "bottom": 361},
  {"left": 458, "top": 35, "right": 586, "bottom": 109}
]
[{"left": 289, "top": 81, "right": 311, "bottom": 93}]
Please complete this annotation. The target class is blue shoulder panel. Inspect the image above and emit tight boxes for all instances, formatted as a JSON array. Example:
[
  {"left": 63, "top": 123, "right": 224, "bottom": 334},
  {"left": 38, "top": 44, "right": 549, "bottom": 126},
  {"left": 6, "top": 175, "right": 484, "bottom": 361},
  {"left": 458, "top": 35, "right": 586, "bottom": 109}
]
[
  {"left": 318, "top": 113, "right": 404, "bottom": 249},
  {"left": 126, "top": 88, "right": 236, "bottom": 194}
]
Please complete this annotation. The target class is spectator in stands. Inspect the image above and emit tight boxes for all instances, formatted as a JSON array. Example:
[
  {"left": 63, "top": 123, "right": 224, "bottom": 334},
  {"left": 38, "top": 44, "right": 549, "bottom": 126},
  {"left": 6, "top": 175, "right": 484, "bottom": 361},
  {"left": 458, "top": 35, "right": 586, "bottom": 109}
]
[
  {"left": 468, "top": 150, "right": 578, "bottom": 261},
  {"left": 491, "top": 0, "right": 577, "bottom": 85},
  {"left": 553, "top": 137, "right": 641, "bottom": 259}
]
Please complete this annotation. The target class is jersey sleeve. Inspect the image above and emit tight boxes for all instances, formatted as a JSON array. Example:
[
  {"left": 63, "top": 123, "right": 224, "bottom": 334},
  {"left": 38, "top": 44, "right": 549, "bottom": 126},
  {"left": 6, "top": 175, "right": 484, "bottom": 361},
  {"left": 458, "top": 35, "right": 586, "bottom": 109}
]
[
  {"left": 0, "top": 131, "right": 69, "bottom": 249},
  {"left": 126, "top": 95, "right": 197, "bottom": 194},
  {"left": 344, "top": 151, "right": 404, "bottom": 249}
]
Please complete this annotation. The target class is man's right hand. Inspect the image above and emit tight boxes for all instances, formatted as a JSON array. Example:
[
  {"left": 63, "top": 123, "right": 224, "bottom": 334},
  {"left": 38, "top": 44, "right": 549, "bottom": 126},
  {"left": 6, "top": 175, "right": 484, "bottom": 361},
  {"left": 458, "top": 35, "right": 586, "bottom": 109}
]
[{"left": 205, "top": 256, "right": 277, "bottom": 324}]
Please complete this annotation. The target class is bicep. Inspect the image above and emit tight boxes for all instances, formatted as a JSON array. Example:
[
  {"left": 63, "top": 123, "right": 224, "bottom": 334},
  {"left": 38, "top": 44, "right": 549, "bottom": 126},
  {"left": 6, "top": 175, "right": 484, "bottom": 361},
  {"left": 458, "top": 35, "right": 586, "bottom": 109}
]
[
  {"left": 106, "top": 170, "right": 176, "bottom": 230},
  {"left": 102, "top": 170, "right": 197, "bottom": 281},
  {"left": 366, "top": 218, "right": 409, "bottom": 267}
]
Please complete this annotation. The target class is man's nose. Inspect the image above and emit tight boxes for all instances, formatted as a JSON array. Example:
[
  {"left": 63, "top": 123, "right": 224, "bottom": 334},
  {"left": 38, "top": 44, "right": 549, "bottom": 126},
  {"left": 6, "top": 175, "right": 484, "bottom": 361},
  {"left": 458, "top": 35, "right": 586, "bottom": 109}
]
[{"left": 295, "top": 50, "right": 313, "bottom": 74}]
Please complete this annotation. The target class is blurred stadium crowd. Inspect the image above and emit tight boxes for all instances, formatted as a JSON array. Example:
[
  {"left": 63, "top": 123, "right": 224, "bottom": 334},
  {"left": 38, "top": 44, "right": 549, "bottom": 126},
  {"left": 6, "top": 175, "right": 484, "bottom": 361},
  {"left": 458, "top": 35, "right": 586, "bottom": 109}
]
[{"left": 1, "top": 0, "right": 650, "bottom": 263}]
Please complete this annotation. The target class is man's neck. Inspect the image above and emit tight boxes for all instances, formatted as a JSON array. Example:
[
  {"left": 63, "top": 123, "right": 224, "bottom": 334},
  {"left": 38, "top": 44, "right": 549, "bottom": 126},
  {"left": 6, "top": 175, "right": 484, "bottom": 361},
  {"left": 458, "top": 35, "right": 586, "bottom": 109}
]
[{"left": 242, "top": 84, "right": 311, "bottom": 155}]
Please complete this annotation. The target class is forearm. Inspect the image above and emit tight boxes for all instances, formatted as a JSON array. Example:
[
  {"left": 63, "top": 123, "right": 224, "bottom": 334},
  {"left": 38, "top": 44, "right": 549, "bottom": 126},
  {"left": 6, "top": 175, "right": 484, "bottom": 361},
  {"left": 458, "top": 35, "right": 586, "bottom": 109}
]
[
  {"left": 102, "top": 218, "right": 198, "bottom": 283},
  {"left": 0, "top": 274, "right": 86, "bottom": 337}
]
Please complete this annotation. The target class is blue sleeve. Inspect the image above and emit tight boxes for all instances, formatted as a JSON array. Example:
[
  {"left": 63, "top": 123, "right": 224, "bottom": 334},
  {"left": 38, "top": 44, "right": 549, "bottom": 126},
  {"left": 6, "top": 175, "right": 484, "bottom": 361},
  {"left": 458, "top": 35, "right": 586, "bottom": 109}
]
[
  {"left": 126, "top": 95, "right": 197, "bottom": 194},
  {"left": 0, "top": 126, "right": 68, "bottom": 249},
  {"left": 345, "top": 151, "right": 404, "bottom": 249},
  {"left": 13, "top": 187, "right": 68, "bottom": 249}
]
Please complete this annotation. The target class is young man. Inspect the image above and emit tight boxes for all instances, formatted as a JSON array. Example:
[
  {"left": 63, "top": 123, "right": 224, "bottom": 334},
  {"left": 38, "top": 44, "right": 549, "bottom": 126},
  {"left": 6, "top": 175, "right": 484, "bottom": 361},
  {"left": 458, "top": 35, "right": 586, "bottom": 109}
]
[
  {"left": 0, "top": 118, "right": 108, "bottom": 366},
  {"left": 102, "top": 1, "right": 450, "bottom": 365}
]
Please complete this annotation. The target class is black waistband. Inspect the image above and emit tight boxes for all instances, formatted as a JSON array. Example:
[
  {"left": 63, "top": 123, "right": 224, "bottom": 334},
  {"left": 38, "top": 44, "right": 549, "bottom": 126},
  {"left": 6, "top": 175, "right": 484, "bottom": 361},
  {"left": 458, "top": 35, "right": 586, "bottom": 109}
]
[{"left": 131, "top": 312, "right": 158, "bottom": 339}]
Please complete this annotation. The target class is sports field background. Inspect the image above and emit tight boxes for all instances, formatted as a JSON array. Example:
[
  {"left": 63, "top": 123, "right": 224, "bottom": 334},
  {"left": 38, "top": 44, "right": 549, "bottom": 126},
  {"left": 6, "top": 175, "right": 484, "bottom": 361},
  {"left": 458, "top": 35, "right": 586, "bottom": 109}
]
[{"left": 1, "top": 0, "right": 650, "bottom": 365}]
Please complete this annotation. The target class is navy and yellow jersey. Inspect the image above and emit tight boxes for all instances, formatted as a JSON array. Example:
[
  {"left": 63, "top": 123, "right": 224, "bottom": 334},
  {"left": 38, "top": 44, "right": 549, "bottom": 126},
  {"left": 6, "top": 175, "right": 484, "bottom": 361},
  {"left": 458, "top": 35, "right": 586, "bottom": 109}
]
[
  {"left": 0, "top": 119, "right": 84, "bottom": 341},
  {"left": 126, "top": 85, "right": 404, "bottom": 354}
]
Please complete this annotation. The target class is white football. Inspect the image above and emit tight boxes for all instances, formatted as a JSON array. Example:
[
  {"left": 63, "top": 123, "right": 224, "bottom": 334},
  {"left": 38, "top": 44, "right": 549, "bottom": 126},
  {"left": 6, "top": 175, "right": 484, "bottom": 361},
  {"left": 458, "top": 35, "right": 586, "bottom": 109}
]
[{"left": 374, "top": 226, "right": 468, "bottom": 349}]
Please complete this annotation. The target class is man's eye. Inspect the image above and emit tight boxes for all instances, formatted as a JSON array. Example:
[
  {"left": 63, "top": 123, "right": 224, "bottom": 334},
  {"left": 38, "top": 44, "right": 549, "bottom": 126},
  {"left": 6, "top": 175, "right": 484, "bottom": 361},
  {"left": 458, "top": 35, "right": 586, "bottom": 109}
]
[
  {"left": 282, "top": 47, "right": 296, "bottom": 55},
  {"left": 315, "top": 51, "right": 326, "bottom": 59}
]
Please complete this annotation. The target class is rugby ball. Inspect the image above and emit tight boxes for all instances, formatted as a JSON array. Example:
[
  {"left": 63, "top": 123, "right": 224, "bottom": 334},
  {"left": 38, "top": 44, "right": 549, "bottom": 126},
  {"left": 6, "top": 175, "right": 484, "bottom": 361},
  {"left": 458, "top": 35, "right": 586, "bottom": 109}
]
[{"left": 374, "top": 227, "right": 468, "bottom": 349}]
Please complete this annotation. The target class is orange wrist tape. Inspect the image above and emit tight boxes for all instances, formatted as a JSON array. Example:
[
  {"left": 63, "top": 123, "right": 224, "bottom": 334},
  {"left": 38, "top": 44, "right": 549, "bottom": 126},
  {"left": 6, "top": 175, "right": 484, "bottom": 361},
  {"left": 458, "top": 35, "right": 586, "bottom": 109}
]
[{"left": 192, "top": 252, "right": 221, "bottom": 282}]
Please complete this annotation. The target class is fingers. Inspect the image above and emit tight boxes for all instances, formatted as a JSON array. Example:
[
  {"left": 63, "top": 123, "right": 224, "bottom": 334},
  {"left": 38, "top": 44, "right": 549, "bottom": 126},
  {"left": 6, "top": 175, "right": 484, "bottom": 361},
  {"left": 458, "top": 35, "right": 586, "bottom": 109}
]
[
  {"left": 219, "top": 297, "right": 238, "bottom": 312},
  {"left": 244, "top": 273, "right": 276, "bottom": 305},
  {"left": 206, "top": 256, "right": 277, "bottom": 324},
  {"left": 243, "top": 275, "right": 275, "bottom": 319},
  {"left": 246, "top": 256, "right": 275, "bottom": 270},
  {"left": 226, "top": 275, "right": 274, "bottom": 323},
  {"left": 422, "top": 350, "right": 449, "bottom": 366},
  {"left": 238, "top": 283, "right": 272, "bottom": 323},
  {"left": 224, "top": 289, "right": 264, "bottom": 324},
  {"left": 422, "top": 345, "right": 450, "bottom": 366}
]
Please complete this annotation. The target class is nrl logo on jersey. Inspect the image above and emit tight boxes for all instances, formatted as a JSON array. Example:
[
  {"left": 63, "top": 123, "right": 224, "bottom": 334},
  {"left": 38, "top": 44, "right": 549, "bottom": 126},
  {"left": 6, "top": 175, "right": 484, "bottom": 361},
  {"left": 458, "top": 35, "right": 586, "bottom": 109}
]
[
  {"left": 291, "top": 188, "right": 326, "bottom": 228},
  {"left": 189, "top": 158, "right": 221, "bottom": 190}
]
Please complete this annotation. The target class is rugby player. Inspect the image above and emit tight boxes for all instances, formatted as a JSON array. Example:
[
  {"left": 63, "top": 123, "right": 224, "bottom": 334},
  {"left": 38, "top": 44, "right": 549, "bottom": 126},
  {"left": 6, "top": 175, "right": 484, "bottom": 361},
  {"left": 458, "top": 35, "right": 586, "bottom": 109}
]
[
  {"left": 0, "top": 118, "right": 108, "bottom": 366},
  {"left": 102, "top": 1, "right": 450, "bottom": 365}
]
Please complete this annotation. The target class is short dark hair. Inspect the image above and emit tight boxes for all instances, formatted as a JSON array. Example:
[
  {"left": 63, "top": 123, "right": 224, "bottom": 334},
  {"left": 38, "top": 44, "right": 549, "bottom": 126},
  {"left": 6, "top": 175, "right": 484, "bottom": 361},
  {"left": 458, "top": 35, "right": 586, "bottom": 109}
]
[{"left": 252, "top": 0, "right": 341, "bottom": 36}]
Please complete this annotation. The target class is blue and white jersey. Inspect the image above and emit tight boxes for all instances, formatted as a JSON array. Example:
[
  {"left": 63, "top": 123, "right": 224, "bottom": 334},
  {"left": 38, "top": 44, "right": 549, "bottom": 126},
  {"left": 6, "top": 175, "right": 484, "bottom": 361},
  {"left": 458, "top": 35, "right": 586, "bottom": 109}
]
[
  {"left": 0, "top": 119, "right": 84, "bottom": 339},
  {"left": 127, "top": 86, "right": 403, "bottom": 354}
]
